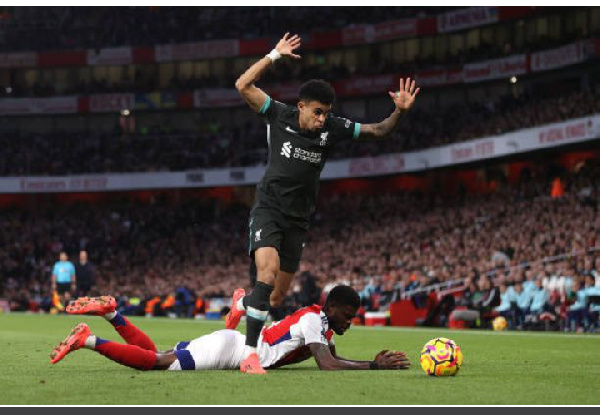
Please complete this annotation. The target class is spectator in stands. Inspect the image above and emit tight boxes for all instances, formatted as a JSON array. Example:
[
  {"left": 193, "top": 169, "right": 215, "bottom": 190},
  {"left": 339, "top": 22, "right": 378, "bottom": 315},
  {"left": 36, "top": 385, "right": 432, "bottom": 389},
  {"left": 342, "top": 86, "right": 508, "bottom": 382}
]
[
  {"left": 296, "top": 270, "right": 320, "bottom": 307},
  {"left": 513, "top": 282, "right": 531, "bottom": 329},
  {"left": 586, "top": 278, "right": 600, "bottom": 331},
  {"left": 174, "top": 285, "right": 195, "bottom": 318},
  {"left": 495, "top": 282, "right": 516, "bottom": 328},
  {"left": 528, "top": 278, "right": 550, "bottom": 317},
  {"left": 470, "top": 276, "right": 500, "bottom": 324},
  {"left": 565, "top": 278, "right": 590, "bottom": 332}
]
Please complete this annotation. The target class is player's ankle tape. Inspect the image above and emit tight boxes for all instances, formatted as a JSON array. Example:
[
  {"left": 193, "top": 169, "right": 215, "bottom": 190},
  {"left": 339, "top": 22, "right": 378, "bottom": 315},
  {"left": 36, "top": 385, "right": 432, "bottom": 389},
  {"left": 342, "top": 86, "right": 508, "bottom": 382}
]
[
  {"left": 246, "top": 307, "right": 269, "bottom": 321},
  {"left": 243, "top": 282, "right": 274, "bottom": 313}
]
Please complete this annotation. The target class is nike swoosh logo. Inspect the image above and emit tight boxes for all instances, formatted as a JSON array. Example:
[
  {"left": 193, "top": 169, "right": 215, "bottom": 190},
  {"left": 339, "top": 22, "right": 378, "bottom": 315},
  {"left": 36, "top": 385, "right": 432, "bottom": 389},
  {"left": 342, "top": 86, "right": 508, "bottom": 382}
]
[{"left": 284, "top": 126, "right": 298, "bottom": 135}]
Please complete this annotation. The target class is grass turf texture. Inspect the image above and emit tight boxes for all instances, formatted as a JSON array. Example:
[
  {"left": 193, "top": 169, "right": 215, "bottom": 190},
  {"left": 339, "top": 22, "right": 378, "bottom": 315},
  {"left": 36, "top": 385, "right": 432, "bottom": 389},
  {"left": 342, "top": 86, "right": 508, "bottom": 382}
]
[{"left": 1, "top": 313, "right": 599, "bottom": 405}]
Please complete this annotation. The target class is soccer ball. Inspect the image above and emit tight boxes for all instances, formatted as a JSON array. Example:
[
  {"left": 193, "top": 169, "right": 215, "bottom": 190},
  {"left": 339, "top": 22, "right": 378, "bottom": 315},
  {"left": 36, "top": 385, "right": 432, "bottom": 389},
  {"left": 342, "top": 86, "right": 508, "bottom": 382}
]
[
  {"left": 420, "top": 337, "right": 463, "bottom": 376},
  {"left": 492, "top": 316, "right": 508, "bottom": 331}
]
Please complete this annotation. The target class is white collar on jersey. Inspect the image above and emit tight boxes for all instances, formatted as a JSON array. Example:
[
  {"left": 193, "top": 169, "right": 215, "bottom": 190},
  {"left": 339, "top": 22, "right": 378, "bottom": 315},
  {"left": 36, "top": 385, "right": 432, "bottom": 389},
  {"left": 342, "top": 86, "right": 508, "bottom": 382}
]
[{"left": 319, "top": 310, "right": 330, "bottom": 331}]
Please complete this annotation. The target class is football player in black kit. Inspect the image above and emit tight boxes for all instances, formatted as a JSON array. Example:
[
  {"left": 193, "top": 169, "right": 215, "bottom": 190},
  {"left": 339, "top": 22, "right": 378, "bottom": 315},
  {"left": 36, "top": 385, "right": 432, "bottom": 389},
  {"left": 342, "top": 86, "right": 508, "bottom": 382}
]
[{"left": 226, "top": 32, "right": 420, "bottom": 374}]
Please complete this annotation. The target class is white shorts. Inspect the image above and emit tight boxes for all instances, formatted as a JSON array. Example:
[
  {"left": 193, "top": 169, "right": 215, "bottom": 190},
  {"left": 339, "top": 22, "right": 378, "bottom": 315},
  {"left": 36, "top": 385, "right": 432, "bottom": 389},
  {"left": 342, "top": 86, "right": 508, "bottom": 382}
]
[{"left": 167, "top": 329, "right": 246, "bottom": 371}]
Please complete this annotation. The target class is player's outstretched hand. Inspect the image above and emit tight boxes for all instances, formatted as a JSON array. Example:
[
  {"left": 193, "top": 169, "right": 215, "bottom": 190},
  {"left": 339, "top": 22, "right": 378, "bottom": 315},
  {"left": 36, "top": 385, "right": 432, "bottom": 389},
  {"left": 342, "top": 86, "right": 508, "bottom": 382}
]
[
  {"left": 275, "top": 32, "right": 302, "bottom": 59},
  {"left": 388, "top": 77, "right": 420, "bottom": 111},
  {"left": 374, "top": 350, "right": 411, "bottom": 370}
]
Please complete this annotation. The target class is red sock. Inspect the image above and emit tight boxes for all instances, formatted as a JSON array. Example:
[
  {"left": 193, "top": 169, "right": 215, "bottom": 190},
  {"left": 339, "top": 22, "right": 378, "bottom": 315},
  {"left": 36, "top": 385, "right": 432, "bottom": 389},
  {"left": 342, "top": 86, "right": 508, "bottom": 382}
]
[
  {"left": 94, "top": 339, "right": 157, "bottom": 371},
  {"left": 109, "top": 313, "right": 157, "bottom": 352}
]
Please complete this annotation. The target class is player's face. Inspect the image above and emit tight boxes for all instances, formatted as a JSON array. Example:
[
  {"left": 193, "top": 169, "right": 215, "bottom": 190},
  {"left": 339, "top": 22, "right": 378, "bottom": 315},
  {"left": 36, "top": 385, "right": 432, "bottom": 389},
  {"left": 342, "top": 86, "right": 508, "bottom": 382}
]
[
  {"left": 298, "top": 100, "right": 332, "bottom": 132},
  {"left": 60, "top": 253, "right": 67, "bottom": 262},
  {"left": 327, "top": 304, "right": 358, "bottom": 335}
]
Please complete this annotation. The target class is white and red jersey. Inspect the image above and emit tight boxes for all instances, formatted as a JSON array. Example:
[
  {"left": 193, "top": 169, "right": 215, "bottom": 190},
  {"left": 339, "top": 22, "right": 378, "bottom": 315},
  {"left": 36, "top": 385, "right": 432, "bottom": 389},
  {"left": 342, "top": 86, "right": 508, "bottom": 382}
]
[
  {"left": 167, "top": 305, "right": 334, "bottom": 371},
  {"left": 257, "top": 305, "right": 335, "bottom": 369}
]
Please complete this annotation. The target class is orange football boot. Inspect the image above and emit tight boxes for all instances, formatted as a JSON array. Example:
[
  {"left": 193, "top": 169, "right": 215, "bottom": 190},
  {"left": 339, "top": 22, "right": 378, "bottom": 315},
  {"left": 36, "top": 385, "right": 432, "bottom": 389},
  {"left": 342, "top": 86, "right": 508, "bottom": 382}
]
[
  {"left": 66, "top": 296, "right": 116, "bottom": 316},
  {"left": 225, "top": 288, "right": 246, "bottom": 330},
  {"left": 240, "top": 352, "right": 266, "bottom": 375},
  {"left": 50, "top": 323, "right": 91, "bottom": 364}
]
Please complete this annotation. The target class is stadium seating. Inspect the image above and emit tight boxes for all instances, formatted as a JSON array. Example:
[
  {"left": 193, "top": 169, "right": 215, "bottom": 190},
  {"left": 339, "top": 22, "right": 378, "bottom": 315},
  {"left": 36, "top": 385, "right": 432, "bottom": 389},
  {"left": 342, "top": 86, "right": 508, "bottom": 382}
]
[
  {"left": 0, "top": 86, "right": 598, "bottom": 176},
  {"left": 1, "top": 161, "right": 598, "bottom": 331}
]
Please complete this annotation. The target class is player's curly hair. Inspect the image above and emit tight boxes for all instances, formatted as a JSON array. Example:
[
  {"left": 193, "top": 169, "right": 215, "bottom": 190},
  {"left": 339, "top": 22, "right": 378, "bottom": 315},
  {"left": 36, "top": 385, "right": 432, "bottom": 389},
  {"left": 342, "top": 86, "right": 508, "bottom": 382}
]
[
  {"left": 325, "top": 285, "right": 360, "bottom": 309},
  {"left": 299, "top": 79, "right": 336, "bottom": 105}
]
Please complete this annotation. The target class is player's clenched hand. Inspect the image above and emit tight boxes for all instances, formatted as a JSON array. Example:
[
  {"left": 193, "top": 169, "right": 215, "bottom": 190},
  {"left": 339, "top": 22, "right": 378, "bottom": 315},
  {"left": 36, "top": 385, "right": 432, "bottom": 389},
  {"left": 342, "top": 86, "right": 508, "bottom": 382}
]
[
  {"left": 374, "top": 350, "right": 411, "bottom": 370},
  {"left": 388, "top": 77, "right": 420, "bottom": 111},
  {"left": 275, "top": 32, "right": 302, "bottom": 59}
]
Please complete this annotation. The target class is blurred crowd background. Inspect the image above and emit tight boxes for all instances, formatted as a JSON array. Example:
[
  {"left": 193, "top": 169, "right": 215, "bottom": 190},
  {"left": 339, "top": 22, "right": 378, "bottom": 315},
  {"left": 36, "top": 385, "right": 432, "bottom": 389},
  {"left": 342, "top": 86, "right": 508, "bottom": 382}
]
[{"left": 1, "top": 6, "right": 600, "bottom": 331}]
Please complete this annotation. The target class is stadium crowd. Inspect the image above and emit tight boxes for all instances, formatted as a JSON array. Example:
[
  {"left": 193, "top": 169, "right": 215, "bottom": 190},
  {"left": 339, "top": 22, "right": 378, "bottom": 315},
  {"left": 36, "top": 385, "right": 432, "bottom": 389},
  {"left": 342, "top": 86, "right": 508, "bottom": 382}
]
[
  {"left": 1, "top": 161, "right": 599, "bottom": 331},
  {"left": 1, "top": 85, "right": 599, "bottom": 176},
  {"left": 2, "top": 31, "right": 587, "bottom": 99},
  {"left": 0, "top": 6, "right": 455, "bottom": 53}
]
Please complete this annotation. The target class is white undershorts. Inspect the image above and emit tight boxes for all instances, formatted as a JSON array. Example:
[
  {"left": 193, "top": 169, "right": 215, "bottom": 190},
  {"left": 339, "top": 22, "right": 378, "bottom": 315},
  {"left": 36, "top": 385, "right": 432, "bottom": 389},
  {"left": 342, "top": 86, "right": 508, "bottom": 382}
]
[{"left": 167, "top": 329, "right": 246, "bottom": 371}]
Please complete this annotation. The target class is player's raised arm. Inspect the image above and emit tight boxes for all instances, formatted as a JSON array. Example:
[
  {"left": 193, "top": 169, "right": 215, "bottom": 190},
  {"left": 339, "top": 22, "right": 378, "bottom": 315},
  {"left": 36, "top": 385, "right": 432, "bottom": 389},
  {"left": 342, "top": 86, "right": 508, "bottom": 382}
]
[
  {"left": 235, "top": 32, "right": 302, "bottom": 113},
  {"left": 358, "top": 77, "right": 420, "bottom": 140},
  {"left": 309, "top": 343, "right": 410, "bottom": 370}
]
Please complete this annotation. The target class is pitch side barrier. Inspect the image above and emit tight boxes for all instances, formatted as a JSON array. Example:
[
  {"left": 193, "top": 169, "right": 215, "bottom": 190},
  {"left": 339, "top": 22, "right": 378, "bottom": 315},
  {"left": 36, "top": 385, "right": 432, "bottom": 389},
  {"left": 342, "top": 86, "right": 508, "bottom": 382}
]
[
  {"left": 4, "top": 114, "right": 600, "bottom": 194},
  {"left": 400, "top": 246, "right": 600, "bottom": 300}
]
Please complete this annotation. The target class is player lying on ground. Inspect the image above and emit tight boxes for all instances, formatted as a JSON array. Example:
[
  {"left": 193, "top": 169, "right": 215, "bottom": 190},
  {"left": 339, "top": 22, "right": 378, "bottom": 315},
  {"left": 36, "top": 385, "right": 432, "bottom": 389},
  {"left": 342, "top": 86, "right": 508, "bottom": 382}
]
[{"left": 50, "top": 286, "right": 410, "bottom": 371}]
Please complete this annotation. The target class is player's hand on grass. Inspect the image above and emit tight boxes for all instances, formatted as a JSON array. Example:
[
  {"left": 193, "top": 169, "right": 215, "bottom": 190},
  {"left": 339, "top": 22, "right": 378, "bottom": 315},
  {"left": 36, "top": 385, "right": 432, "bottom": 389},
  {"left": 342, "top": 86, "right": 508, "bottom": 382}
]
[
  {"left": 388, "top": 78, "right": 420, "bottom": 111},
  {"left": 275, "top": 32, "right": 302, "bottom": 59},
  {"left": 374, "top": 349, "right": 411, "bottom": 370}
]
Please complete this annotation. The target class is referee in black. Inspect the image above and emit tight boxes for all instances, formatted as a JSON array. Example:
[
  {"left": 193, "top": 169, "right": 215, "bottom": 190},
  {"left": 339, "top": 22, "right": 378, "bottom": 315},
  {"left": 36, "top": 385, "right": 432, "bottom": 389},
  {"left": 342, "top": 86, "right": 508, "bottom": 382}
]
[{"left": 229, "top": 32, "right": 420, "bottom": 374}]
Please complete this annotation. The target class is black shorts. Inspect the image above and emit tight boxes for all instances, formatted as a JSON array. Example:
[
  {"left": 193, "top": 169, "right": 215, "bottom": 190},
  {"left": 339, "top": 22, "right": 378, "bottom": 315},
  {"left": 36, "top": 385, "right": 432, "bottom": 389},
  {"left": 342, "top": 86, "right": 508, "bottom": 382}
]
[
  {"left": 248, "top": 205, "right": 308, "bottom": 274},
  {"left": 77, "top": 283, "right": 93, "bottom": 296},
  {"left": 56, "top": 283, "right": 72, "bottom": 294}
]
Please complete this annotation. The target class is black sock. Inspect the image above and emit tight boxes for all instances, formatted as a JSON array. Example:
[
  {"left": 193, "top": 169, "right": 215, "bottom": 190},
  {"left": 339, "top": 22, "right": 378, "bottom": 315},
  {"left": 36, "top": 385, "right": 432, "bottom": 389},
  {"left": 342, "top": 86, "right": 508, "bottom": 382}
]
[{"left": 243, "top": 281, "right": 274, "bottom": 347}]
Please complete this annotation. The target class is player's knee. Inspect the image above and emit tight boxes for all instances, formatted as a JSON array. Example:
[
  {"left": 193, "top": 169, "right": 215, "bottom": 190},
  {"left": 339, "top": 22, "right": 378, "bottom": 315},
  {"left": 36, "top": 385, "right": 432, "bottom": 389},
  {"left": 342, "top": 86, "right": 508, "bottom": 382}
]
[{"left": 153, "top": 352, "right": 177, "bottom": 370}]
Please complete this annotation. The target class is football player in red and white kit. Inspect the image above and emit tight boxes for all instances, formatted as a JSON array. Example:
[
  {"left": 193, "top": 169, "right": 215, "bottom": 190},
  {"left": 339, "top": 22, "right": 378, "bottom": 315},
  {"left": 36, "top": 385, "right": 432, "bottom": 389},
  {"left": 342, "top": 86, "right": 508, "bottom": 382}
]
[{"left": 50, "top": 286, "right": 410, "bottom": 371}]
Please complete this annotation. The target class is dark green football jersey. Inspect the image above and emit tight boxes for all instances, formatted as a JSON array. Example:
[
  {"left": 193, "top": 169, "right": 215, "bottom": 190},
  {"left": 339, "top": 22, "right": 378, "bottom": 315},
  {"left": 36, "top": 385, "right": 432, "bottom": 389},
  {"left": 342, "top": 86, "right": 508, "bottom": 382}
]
[{"left": 254, "top": 95, "right": 361, "bottom": 221}]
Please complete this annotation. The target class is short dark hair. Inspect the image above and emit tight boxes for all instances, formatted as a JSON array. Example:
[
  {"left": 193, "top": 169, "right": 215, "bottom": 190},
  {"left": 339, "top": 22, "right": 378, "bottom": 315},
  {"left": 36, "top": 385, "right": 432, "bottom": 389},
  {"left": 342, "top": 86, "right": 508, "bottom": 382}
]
[
  {"left": 325, "top": 285, "right": 360, "bottom": 309},
  {"left": 299, "top": 79, "right": 336, "bottom": 105}
]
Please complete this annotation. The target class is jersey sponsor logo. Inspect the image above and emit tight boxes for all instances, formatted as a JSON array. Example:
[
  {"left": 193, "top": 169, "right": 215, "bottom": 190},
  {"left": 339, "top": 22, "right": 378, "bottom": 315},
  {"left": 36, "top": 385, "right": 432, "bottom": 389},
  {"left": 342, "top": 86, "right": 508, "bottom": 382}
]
[
  {"left": 319, "top": 132, "right": 329, "bottom": 147},
  {"left": 344, "top": 119, "right": 351, "bottom": 129},
  {"left": 280, "top": 141, "right": 322, "bottom": 164},
  {"left": 281, "top": 142, "right": 292, "bottom": 158},
  {"left": 293, "top": 147, "right": 322, "bottom": 164},
  {"left": 255, "top": 229, "right": 262, "bottom": 242}
]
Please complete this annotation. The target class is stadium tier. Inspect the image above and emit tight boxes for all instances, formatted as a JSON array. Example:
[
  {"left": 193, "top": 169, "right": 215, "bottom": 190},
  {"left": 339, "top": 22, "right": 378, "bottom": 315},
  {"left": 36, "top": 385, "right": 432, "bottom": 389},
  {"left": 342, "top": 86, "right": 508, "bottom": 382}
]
[{"left": 1, "top": 155, "right": 599, "bottom": 331}]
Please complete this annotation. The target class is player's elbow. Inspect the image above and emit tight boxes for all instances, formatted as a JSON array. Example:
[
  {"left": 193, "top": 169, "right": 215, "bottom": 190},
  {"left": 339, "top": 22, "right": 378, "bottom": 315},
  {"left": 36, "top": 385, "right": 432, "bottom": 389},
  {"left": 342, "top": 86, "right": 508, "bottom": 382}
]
[{"left": 235, "top": 77, "right": 249, "bottom": 92}]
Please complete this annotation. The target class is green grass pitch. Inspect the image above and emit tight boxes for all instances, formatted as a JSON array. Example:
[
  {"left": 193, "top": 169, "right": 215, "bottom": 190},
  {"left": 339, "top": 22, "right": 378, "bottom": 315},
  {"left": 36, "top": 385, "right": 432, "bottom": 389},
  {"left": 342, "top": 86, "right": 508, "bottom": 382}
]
[{"left": 1, "top": 313, "right": 599, "bottom": 405}]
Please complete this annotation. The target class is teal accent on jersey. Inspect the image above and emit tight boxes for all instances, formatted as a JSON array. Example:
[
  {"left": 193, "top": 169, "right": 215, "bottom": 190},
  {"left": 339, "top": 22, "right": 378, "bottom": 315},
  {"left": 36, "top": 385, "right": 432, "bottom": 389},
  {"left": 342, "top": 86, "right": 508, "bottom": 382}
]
[
  {"left": 259, "top": 95, "right": 272, "bottom": 114},
  {"left": 353, "top": 123, "right": 361, "bottom": 139},
  {"left": 53, "top": 261, "right": 75, "bottom": 283}
]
